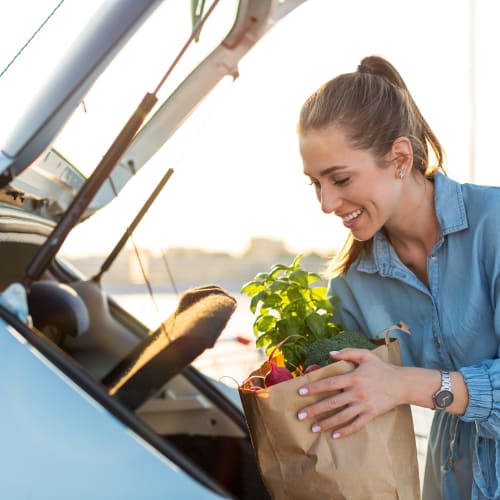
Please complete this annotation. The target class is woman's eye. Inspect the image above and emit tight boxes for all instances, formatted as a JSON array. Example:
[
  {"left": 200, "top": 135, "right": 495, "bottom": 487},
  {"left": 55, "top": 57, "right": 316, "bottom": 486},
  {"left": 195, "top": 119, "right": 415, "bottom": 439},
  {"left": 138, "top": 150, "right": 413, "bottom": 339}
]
[
  {"left": 333, "top": 177, "right": 350, "bottom": 186},
  {"left": 308, "top": 180, "right": 320, "bottom": 188}
]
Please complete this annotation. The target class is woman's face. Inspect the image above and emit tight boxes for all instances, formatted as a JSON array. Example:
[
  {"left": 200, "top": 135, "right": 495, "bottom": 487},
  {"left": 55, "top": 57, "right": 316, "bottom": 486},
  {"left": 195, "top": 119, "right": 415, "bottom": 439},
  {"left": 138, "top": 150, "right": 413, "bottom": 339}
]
[{"left": 299, "top": 125, "right": 404, "bottom": 241}]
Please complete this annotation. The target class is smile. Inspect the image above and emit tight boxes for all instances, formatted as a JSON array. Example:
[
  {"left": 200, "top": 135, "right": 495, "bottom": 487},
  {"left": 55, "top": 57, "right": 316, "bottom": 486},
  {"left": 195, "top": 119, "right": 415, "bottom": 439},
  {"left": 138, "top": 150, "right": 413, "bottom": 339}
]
[{"left": 342, "top": 208, "right": 363, "bottom": 222}]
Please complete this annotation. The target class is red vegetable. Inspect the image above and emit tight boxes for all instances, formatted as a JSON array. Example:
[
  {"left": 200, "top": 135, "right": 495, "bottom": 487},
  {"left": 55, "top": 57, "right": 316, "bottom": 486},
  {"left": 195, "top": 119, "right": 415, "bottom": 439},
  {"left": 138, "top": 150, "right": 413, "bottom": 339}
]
[
  {"left": 265, "top": 361, "right": 293, "bottom": 387},
  {"left": 304, "top": 364, "right": 321, "bottom": 374},
  {"left": 264, "top": 338, "right": 294, "bottom": 387}
]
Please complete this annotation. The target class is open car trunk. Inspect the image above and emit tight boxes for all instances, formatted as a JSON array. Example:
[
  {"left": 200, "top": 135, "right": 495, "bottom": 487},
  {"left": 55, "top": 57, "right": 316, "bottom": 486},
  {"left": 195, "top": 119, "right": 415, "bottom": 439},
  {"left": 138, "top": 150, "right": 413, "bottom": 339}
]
[{"left": 0, "top": 211, "right": 269, "bottom": 499}]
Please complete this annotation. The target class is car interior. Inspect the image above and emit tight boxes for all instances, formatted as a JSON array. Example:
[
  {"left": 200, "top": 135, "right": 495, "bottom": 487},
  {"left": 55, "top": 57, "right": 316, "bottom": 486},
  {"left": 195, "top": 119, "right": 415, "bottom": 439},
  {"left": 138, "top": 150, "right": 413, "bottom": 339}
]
[{"left": 0, "top": 216, "right": 269, "bottom": 499}]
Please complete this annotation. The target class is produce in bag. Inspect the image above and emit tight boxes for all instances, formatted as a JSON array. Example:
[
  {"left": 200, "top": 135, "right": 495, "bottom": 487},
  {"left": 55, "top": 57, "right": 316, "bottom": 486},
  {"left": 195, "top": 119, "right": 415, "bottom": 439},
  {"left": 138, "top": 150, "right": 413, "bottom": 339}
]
[{"left": 239, "top": 255, "right": 420, "bottom": 500}]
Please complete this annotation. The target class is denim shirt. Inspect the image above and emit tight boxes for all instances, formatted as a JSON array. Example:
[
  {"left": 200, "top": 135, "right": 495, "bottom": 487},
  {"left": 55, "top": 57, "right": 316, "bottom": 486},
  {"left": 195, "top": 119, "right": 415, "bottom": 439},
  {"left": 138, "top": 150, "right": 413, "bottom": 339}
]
[{"left": 328, "top": 172, "right": 500, "bottom": 499}]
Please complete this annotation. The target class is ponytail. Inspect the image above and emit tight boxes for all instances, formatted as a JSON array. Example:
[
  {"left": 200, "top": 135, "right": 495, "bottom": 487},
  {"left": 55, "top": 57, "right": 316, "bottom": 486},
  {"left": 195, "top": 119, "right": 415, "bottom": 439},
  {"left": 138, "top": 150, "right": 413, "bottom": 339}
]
[{"left": 358, "top": 56, "right": 445, "bottom": 176}]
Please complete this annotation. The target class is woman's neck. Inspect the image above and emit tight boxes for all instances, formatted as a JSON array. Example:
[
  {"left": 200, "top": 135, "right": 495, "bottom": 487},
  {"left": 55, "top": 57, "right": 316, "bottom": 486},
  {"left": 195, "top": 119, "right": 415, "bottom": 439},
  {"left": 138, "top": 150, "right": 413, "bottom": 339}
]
[
  {"left": 384, "top": 175, "right": 439, "bottom": 285},
  {"left": 385, "top": 175, "right": 439, "bottom": 253}
]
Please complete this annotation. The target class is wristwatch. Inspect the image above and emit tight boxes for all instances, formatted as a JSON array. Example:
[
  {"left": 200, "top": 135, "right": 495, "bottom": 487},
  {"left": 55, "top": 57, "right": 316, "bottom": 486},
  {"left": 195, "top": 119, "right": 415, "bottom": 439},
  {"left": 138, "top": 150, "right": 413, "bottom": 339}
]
[{"left": 432, "top": 370, "right": 454, "bottom": 410}]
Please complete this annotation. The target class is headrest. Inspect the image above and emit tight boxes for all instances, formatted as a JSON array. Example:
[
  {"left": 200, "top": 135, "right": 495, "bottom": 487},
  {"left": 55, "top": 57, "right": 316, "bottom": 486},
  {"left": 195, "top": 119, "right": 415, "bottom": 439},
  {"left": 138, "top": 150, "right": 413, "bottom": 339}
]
[
  {"left": 27, "top": 281, "right": 90, "bottom": 340},
  {"left": 103, "top": 284, "right": 237, "bottom": 408}
]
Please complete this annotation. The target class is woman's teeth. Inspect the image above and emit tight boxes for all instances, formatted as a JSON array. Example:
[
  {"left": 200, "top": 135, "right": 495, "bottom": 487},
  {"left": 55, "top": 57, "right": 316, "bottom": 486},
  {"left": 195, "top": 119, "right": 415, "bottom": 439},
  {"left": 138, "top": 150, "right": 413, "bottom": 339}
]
[{"left": 343, "top": 209, "right": 363, "bottom": 222}]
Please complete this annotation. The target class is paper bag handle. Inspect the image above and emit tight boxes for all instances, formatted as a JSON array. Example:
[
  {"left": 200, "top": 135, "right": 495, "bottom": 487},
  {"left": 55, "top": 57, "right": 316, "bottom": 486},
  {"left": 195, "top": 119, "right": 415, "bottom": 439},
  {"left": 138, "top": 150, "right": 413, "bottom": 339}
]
[{"left": 375, "top": 321, "right": 411, "bottom": 345}]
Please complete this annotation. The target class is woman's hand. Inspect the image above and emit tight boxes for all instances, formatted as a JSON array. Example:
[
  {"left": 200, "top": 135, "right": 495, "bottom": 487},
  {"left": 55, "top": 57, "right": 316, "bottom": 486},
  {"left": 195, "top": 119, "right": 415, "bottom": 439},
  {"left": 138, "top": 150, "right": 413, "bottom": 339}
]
[{"left": 296, "top": 348, "right": 405, "bottom": 439}]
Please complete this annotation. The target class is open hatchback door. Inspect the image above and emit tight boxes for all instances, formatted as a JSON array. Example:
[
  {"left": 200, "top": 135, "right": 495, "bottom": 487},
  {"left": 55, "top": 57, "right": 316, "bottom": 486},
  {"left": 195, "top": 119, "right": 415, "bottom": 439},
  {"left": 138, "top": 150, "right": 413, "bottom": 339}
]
[{"left": 0, "top": 1, "right": 305, "bottom": 498}]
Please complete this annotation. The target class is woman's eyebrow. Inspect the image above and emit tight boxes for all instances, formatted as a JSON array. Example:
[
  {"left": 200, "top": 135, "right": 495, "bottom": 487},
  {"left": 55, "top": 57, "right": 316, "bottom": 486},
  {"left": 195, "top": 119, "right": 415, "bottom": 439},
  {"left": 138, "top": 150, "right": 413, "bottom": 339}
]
[
  {"left": 303, "top": 165, "right": 348, "bottom": 178},
  {"left": 319, "top": 165, "right": 348, "bottom": 176}
]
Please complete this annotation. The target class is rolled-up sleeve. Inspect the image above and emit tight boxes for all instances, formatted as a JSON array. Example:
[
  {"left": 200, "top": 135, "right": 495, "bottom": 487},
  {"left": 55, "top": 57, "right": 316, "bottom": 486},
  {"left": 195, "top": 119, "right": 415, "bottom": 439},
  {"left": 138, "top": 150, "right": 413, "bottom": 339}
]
[{"left": 460, "top": 360, "right": 500, "bottom": 439}]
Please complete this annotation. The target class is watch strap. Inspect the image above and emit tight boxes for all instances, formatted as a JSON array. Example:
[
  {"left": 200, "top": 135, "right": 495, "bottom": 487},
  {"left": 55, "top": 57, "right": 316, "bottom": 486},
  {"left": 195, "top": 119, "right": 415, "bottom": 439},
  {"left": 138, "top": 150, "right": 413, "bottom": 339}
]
[{"left": 432, "top": 370, "right": 453, "bottom": 410}]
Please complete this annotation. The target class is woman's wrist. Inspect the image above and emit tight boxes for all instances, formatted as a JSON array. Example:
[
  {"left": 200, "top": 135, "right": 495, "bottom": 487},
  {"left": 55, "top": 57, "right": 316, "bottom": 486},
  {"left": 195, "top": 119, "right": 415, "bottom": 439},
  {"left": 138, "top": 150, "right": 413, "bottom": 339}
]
[
  {"left": 397, "top": 366, "right": 468, "bottom": 414},
  {"left": 397, "top": 366, "right": 441, "bottom": 409}
]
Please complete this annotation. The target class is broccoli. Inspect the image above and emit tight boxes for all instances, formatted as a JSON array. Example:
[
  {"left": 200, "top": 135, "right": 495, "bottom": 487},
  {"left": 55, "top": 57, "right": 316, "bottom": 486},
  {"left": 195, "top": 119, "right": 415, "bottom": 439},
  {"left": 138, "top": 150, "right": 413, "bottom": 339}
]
[{"left": 303, "top": 332, "right": 377, "bottom": 368}]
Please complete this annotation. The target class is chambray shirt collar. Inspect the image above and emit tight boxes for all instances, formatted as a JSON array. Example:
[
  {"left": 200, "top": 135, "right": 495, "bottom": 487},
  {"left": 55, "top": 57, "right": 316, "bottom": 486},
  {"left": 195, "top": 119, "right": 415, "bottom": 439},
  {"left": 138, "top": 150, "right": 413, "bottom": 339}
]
[{"left": 356, "top": 172, "right": 469, "bottom": 275}]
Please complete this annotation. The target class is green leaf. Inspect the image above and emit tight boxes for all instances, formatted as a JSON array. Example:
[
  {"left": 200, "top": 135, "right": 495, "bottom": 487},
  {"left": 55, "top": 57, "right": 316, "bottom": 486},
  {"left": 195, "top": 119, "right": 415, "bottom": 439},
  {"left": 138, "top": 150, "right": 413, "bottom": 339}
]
[
  {"left": 310, "top": 288, "right": 334, "bottom": 312},
  {"left": 307, "top": 272, "right": 322, "bottom": 284},
  {"left": 310, "top": 286, "right": 327, "bottom": 299},
  {"left": 255, "top": 315, "right": 276, "bottom": 333},
  {"left": 240, "top": 281, "right": 264, "bottom": 296},
  {"left": 270, "top": 280, "right": 291, "bottom": 293},
  {"left": 277, "top": 317, "right": 302, "bottom": 336},
  {"left": 250, "top": 291, "right": 267, "bottom": 314},
  {"left": 255, "top": 332, "right": 271, "bottom": 348},
  {"left": 289, "top": 269, "right": 309, "bottom": 288},
  {"left": 269, "top": 264, "right": 291, "bottom": 278},
  {"left": 306, "top": 313, "right": 327, "bottom": 338},
  {"left": 260, "top": 293, "right": 282, "bottom": 309},
  {"left": 286, "top": 285, "right": 303, "bottom": 303}
]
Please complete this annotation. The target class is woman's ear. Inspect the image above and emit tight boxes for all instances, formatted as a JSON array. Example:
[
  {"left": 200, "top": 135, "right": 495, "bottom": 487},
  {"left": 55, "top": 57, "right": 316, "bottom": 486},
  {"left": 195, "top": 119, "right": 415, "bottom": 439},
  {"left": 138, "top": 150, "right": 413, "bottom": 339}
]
[{"left": 391, "top": 136, "right": 413, "bottom": 178}]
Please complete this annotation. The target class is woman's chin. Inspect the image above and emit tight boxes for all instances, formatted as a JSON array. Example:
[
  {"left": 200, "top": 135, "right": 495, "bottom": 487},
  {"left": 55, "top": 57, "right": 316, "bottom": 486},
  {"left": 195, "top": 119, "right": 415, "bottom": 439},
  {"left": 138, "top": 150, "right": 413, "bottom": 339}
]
[{"left": 350, "top": 227, "right": 376, "bottom": 242}]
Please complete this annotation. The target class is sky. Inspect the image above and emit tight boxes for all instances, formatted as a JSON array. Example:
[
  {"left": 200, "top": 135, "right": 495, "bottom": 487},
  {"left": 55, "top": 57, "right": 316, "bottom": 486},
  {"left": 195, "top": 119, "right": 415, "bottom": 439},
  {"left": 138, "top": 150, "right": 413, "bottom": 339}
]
[{"left": 1, "top": 0, "right": 500, "bottom": 259}]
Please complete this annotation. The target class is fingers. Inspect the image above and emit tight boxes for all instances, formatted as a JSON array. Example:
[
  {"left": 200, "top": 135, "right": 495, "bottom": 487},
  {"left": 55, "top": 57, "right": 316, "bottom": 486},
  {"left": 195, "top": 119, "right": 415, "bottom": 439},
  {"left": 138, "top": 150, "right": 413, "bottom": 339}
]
[
  {"left": 309, "top": 403, "right": 361, "bottom": 436},
  {"left": 300, "top": 401, "right": 373, "bottom": 439},
  {"left": 334, "top": 412, "right": 372, "bottom": 438},
  {"left": 297, "top": 383, "right": 370, "bottom": 426},
  {"left": 299, "top": 399, "right": 376, "bottom": 439},
  {"left": 298, "top": 372, "right": 354, "bottom": 397},
  {"left": 329, "top": 347, "right": 376, "bottom": 364},
  {"left": 297, "top": 389, "right": 351, "bottom": 422}
]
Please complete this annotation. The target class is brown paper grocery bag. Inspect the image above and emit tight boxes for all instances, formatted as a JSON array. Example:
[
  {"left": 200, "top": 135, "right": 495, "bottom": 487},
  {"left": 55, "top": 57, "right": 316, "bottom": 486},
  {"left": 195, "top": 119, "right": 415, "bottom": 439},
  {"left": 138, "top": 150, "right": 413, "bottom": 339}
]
[{"left": 239, "top": 339, "right": 420, "bottom": 500}]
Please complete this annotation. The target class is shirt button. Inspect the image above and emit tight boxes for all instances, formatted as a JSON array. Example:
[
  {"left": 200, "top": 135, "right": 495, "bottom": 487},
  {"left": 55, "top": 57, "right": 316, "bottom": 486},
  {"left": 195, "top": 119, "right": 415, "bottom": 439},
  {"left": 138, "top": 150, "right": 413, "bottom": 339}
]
[
  {"left": 434, "top": 339, "right": 441, "bottom": 348},
  {"left": 430, "top": 255, "right": 437, "bottom": 260}
]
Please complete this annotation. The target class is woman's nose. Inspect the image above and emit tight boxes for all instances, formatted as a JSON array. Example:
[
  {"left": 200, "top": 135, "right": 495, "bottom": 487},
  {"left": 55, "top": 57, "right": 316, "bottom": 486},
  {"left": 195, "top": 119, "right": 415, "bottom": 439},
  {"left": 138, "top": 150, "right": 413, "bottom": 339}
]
[{"left": 320, "top": 186, "right": 342, "bottom": 214}]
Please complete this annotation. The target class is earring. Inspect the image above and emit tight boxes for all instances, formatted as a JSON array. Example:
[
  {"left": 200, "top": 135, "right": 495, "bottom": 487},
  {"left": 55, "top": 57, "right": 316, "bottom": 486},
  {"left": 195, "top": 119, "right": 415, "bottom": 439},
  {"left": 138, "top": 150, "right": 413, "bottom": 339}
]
[{"left": 399, "top": 169, "right": 405, "bottom": 179}]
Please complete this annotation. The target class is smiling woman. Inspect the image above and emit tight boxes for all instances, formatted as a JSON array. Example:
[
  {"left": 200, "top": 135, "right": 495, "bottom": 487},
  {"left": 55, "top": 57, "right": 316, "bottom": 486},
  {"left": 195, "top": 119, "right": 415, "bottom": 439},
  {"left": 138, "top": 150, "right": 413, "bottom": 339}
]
[{"left": 295, "top": 54, "right": 500, "bottom": 500}]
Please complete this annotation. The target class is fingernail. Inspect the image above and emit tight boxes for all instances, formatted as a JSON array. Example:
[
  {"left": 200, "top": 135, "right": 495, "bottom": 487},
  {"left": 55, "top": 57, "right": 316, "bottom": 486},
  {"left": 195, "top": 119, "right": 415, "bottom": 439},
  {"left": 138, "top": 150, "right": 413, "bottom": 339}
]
[
  {"left": 312, "top": 424, "right": 321, "bottom": 433},
  {"left": 298, "top": 387, "right": 309, "bottom": 396},
  {"left": 329, "top": 350, "right": 339, "bottom": 356},
  {"left": 332, "top": 431, "right": 341, "bottom": 439},
  {"left": 297, "top": 411, "right": 307, "bottom": 421}
]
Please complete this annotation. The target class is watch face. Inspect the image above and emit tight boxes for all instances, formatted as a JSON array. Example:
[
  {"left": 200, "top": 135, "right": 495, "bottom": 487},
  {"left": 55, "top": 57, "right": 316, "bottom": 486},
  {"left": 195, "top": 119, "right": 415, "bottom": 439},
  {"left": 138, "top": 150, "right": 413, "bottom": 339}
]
[{"left": 435, "top": 390, "right": 454, "bottom": 409}]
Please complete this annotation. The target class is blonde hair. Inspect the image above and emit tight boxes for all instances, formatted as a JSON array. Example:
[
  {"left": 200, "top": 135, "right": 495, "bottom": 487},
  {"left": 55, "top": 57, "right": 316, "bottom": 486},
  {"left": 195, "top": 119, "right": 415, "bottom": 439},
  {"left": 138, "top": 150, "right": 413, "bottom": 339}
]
[{"left": 298, "top": 55, "right": 445, "bottom": 276}]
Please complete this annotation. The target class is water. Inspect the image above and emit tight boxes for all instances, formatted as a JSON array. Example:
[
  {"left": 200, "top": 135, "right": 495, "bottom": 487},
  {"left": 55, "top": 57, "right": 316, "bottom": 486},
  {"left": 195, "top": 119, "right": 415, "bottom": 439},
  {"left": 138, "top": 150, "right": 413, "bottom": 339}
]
[{"left": 112, "top": 292, "right": 265, "bottom": 385}]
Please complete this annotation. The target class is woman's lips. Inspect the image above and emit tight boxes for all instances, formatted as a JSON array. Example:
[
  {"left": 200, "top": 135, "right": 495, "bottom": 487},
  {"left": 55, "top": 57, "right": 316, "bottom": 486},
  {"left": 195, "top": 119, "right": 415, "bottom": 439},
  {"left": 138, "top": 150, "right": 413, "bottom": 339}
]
[{"left": 342, "top": 208, "right": 363, "bottom": 227}]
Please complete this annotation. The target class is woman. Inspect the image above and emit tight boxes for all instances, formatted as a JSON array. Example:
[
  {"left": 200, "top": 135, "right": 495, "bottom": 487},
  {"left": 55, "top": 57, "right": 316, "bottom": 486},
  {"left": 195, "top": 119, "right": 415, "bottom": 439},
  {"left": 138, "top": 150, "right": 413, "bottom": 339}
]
[{"left": 295, "top": 55, "right": 500, "bottom": 499}]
